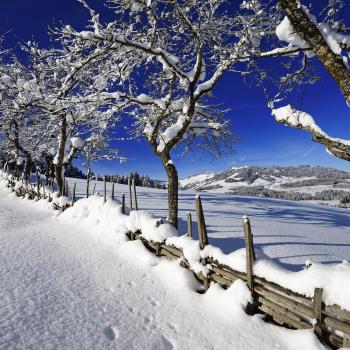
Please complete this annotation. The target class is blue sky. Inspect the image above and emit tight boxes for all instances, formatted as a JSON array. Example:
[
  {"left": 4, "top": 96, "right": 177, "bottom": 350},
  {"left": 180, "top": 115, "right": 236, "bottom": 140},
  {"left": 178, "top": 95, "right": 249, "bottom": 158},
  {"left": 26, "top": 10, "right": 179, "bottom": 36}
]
[{"left": 1, "top": 0, "right": 349, "bottom": 179}]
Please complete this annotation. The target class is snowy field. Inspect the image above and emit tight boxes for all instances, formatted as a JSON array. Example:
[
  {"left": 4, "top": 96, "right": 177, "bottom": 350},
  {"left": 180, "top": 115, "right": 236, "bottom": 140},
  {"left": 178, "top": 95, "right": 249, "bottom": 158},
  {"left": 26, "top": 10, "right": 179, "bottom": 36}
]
[
  {"left": 0, "top": 177, "right": 330, "bottom": 350},
  {"left": 69, "top": 177, "right": 350, "bottom": 272}
]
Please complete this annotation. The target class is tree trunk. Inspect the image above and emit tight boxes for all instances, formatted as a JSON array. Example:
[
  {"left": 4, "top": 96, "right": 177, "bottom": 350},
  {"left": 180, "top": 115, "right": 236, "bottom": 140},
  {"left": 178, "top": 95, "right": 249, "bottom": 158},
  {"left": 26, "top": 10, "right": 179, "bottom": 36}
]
[
  {"left": 55, "top": 116, "right": 67, "bottom": 196},
  {"left": 22, "top": 152, "right": 32, "bottom": 183},
  {"left": 44, "top": 155, "right": 52, "bottom": 185},
  {"left": 280, "top": 0, "right": 350, "bottom": 106},
  {"left": 161, "top": 153, "right": 178, "bottom": 229}
]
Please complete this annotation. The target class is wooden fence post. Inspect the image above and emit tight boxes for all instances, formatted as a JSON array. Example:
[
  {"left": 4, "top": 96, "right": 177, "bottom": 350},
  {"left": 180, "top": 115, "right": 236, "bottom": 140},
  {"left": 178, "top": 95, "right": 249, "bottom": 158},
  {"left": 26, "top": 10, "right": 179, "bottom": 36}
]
[
  {"left": 65, "top": 181, "right": 69, "bottom": 197},
  {"left": 121, "top": 193, "right": 126, "bottom": 214},
  {"left": 92, "top": 183, "right": 96, "bottom": 195},
  {"left": 36, "top": 172, "right": 40, "bottom": 196},
  {"left": 313, "top": 288, "right": 324, "bottom": 339},
  {"left": 42, "top": 181, "right": 46, "bottom": 199},
  {"left": 112, "top": 182, "right": 115, "bottom": 201},
  {"left": 133, "top": 179, "right": 138, "bottom": 210},
  {"left": 72, "top": 182, "right": 76, "bottom": 206},
  {"left": 243, "top": 215, "right": 256, "bottom": 313},
  {"left": 187, "top": 212, "right": 192, "bottom": 238},
  {"left": 195, "top": 195, "right": 210, "bottom": 291},
  {"left": 195, "top": 195, "right": 208, "bottom": 249},
  {"left": 128, "top": 177, "right": 133, "bottom": 210},
  {"left": 104, "top": 175, "right": 107, "bottom": 203},
  {"left": 86, "top": 177, "right": 90, "bottom": 198},
  {"left": 48, "top": 192, "right": 51, "bottom": 202}
]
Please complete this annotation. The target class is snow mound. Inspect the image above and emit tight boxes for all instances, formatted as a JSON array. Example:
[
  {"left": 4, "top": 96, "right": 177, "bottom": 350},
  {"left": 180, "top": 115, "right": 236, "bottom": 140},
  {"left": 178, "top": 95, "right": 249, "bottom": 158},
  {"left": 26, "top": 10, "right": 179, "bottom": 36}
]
[{"left": 60, "top": 195, "right": 177, "bottom": 242}]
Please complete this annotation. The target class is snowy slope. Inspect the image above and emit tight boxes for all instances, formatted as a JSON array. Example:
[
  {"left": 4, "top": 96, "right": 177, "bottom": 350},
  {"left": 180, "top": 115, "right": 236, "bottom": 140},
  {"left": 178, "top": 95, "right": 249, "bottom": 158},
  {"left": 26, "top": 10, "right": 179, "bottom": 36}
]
[
  {"left": 0, "top": 180, "right": 327, "bottom": 350},
  {"left": 179, "top": 165, "right": 350, "bottom": 206}
]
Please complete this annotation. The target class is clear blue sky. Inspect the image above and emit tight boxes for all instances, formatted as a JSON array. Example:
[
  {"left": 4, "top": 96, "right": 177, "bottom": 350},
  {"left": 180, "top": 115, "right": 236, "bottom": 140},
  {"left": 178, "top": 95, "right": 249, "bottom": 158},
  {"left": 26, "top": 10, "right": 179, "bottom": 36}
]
[{"left": 1, "top": 0, "right": 349, "bottom": 180}]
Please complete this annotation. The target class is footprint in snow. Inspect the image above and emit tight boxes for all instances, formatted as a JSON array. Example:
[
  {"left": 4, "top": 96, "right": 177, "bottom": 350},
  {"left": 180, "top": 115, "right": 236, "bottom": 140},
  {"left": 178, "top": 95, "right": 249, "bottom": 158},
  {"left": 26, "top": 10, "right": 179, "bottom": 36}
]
[{"left": 103, "top": 326, "right": 119, "bottom": 341}]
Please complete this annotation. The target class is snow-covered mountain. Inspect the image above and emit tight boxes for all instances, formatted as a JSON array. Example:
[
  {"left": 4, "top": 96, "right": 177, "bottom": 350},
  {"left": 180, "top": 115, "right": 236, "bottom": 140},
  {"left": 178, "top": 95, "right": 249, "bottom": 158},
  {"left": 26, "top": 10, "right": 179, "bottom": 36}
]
[{"left": 179, "top": 165, "right": 350, "bottom": 206}]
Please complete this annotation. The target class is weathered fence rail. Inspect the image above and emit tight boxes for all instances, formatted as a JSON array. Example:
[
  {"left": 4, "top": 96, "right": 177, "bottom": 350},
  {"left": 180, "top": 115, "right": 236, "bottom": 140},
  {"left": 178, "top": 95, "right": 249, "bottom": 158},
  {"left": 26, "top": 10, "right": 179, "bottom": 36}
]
[{"left": 5, "top": 175, "right": 350, "bottom": 349}]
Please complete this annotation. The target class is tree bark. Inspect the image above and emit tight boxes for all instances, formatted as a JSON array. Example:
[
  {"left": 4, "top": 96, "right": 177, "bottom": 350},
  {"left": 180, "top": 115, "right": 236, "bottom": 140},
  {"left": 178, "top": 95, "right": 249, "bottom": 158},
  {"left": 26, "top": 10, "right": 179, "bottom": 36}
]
[
  {"left": 44, "top": 155, "right": 53, "bottom": 185},
  {"left": 55, "top": 116, "right": 67, "bottom": 196},
  {"left": 161, "top": 153, "right": 178, "bottom": 229},
  {"left": 280, "top": 0, "right": 350, "bottom": 106},
  {"left": 23, "top": 152, "right": 32, "bottom": 182}
]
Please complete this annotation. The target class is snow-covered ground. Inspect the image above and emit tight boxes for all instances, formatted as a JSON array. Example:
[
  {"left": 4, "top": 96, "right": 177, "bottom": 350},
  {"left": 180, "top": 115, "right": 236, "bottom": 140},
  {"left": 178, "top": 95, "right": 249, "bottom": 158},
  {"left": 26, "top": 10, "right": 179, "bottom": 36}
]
[
  {"left": 0, "top": 178, "right": 328, "bottom": 349},
  {"left": 68, "top": 177, "right": 350, "bottom": 272}
]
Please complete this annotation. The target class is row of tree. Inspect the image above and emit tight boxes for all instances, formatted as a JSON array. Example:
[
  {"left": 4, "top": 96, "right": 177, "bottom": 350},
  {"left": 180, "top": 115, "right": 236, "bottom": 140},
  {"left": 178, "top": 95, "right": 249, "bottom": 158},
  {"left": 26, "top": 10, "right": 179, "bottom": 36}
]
[
  {"left": 95, "top": 172, "right": 166, "bottom": 189},
  {"left": 0, "top": 0, "right": 349, "bottom": 227}
]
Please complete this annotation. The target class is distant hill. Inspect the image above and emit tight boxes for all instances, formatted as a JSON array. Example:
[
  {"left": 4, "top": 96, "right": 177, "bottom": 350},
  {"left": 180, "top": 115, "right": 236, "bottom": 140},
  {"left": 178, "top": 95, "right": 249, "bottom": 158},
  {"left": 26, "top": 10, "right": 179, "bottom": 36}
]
[{"left": 179, "top": 165, "right": 350, "bottom": 208}]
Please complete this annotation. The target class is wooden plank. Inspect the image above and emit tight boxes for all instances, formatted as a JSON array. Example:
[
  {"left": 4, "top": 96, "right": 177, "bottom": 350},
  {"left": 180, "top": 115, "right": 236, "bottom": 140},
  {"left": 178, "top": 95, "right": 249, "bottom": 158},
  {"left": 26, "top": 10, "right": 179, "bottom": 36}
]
[
  {"left": 161, "top": 244, "right": 184, "bottom": 258},
  {"left": 254, "top": 284, "right": 314, "bottom": 319},
  {"left": 324, "top": 315, "right": 350, "bottom": 336},
  {"left": 258, "top": 296, "right": 312, "bottom": 329},
  {"left": 112, "top": 182, "right": 115, "bottom": 201},
  {"left": 325, "top": 304, "right": 350, "bottom": 323},
  {"left": 211, "top": 273, "right": 232, "bottom": 288}
]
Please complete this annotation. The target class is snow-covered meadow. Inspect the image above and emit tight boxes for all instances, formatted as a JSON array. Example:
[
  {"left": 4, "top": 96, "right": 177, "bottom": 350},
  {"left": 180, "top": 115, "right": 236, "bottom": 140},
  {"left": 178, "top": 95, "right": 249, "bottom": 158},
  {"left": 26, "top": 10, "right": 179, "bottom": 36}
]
[
  {"left": 68, "top": 177, "right": 350, "bottom": 272},
  {"left": 0, "top": 174, "right": 334, "bottom": 350}
]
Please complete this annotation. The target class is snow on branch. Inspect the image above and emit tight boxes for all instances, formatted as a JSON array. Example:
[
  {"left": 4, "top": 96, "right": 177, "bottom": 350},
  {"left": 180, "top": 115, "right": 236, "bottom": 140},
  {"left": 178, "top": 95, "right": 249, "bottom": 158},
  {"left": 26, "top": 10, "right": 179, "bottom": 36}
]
[{"left": 271, "top": 104, "right": 350, "bottom": 161}]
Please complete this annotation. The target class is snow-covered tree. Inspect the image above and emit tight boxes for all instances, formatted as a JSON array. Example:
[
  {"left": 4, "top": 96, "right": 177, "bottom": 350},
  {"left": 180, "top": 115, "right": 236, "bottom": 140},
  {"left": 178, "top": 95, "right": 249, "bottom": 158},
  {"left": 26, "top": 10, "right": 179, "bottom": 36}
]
[
  {"left": 261, "top": 0, "right": 350, "bottom": 161},
  {"left": 58, "top": 0, "right": 273, "bottom": 227}
]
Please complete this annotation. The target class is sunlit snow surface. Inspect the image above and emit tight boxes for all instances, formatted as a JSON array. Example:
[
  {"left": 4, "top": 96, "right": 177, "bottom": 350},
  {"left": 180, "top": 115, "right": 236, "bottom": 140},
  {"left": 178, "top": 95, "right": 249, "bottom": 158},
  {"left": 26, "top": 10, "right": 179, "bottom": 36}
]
[
  {"left": 67, "top": 177, "right": 350, "bottom": 271},
  {"left": 0, "top": 176, "right": 347, "bottom": 349}
]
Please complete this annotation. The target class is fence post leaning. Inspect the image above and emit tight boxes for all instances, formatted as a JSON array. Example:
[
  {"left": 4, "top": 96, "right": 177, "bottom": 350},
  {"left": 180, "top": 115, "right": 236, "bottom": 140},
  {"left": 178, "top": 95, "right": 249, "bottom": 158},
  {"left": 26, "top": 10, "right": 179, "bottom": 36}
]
[
  {"left": 243, "top": 215, "right": 256, "bottom": 313},
  {"left": 187, "top": 212, "right": 192, "bottom": 238},
  {"left": 195, "top": 195, "right": 208, "bottom": 249},
  {"left": 313, "top": 288, "right": 324, "bottom": 339},
  {"left": 128, "top": 177, "right": 133, "bottom": 210},
  {"left": 133, "top": 178, "right": 138, "bottom": 210},
  {"left": 121, "top": 193, "right": 126, "bottom": 214}
]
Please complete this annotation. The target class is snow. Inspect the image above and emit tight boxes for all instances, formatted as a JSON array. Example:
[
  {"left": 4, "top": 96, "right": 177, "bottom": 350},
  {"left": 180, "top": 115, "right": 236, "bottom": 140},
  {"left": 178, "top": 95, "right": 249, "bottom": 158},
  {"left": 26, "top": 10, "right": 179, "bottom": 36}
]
[
  {"left": 0, "top": 175, "right": 327, "bottom": 349},
  {"left": 276, "top": 17, "right": 311, "bottom": 54},
  {"left": 272, "top": 104, "right": 350, "bottom": 147},
  {"left": 179, "top": 172, "right": 215, "bottom": 188},
  {"left": 272, "top": 104, "right": 325, "bottom": 135},
  {"left": 70, "top": 136, "right": 84, "bottom": 149}
]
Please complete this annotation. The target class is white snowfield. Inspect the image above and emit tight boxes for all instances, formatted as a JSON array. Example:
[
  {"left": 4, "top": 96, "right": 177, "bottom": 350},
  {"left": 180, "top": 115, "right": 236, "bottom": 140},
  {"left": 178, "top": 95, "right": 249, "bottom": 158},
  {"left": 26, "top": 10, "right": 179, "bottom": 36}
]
[{"left": 0, "top": 174, "right": 349, "bottom": 349}]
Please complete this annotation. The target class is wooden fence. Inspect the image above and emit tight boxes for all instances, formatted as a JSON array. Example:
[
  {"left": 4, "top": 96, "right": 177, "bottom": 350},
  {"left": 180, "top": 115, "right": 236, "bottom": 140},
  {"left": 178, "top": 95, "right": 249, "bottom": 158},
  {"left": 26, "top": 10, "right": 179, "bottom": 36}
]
[{"left": 5, "top": 175, "right": 350, "bottom": 349}]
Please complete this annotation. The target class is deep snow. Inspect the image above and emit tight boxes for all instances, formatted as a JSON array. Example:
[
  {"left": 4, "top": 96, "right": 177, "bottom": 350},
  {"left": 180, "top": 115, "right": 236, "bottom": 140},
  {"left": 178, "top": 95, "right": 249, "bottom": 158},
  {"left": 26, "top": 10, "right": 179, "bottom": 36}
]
[{"left": 0, "top": 179, "right": 328, "bottom": 350}]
